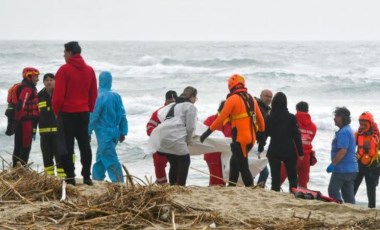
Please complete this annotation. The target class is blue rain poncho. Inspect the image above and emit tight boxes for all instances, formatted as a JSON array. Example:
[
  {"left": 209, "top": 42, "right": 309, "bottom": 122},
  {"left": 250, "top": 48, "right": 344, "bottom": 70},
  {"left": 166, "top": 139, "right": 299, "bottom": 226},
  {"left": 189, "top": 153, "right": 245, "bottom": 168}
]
[{"left": 88, "top": 71, "right": 128, "bottom": 182}]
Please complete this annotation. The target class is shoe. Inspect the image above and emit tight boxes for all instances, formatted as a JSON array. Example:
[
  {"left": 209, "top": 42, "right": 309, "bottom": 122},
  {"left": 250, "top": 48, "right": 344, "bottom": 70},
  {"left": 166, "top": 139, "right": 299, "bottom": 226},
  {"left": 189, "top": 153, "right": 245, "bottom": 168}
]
[
  {"left": 83, "top": 178, "right": 93, "bottom": 186},
  {"left": 66, "top": 178, "right": 76, "bottom": 186}
]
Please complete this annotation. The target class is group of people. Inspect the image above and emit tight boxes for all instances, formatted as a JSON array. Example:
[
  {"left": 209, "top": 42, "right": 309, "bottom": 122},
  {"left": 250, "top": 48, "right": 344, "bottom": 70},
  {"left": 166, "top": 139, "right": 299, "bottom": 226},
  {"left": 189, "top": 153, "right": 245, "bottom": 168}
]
[
  {"left": 147, "top": 74, "right": 379, "bottom": 209},
  {"left": 6, "top": 41, "right": 128, "bottom": 186},
  {"left": 5, "top": 41, "right": 379, "bottom": 209}
]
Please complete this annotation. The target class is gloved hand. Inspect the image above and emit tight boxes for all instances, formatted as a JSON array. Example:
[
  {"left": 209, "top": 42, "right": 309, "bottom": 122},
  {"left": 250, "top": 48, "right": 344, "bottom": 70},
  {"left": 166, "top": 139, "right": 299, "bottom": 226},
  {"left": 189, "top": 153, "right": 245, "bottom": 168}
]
[
  {"left": 326, "top": 163, "right": 335, "bottom": 173},
  {"left": 119, "top": 135, "right": 125, "bottom": 143},
  {"left": 32, "top": 133, "right": 36, "bottom": 141},
  {"left": 200, "top": 128, "right": 213, "bottom": 143},
  {"left": 88, "top": 135, "right": 92, "bottom": 143}
]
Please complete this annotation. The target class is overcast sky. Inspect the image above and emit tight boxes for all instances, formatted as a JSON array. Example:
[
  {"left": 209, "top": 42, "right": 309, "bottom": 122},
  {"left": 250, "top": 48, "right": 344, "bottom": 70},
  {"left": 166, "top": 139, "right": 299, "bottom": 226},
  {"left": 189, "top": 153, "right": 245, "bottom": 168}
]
[{"left": 1, "top": 0, "right": 379, "bottom": 41}]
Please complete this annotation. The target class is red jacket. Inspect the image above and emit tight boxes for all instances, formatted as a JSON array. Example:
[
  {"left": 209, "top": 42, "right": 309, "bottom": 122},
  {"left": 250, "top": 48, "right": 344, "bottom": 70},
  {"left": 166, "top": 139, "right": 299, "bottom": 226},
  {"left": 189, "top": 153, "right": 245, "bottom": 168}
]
[
  {"left": 52, "top": 55, "right": 97, "bottom": 116},
  {"left": 296, "top": 112, "right": 317, "bottom": 155},
  {"left": 204, "top": 114, "right": 232, "bottom": 138},
  {"left": 146, "top": 107, "right": 162, "bottom": 136},
  {"left": 15, "top": 80, "right": 39, "bottom": 121}
]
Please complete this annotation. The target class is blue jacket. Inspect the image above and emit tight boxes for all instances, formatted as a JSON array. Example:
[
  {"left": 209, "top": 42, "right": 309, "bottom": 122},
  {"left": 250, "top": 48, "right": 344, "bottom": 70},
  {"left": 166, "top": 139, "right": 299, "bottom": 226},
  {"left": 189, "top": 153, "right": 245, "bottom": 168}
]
[{"left": 89, "top": 71, "right": 128, "bottom": 142}]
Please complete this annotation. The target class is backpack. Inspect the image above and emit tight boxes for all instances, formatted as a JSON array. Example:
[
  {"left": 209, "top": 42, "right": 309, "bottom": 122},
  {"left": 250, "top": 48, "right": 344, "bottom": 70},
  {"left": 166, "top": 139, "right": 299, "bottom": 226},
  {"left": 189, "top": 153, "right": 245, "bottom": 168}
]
[{"left": 4, "top": 83, "right": 22, "bottom": 136}]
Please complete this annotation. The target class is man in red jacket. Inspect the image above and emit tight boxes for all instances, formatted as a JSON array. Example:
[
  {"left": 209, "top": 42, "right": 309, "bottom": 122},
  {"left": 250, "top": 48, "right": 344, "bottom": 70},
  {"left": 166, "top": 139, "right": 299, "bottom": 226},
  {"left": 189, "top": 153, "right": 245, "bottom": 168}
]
[
  {"left": 146, "top": 90, "right": 177, "bottom": 184},
  {"left": 281, "top": 101, "right": 317, "bottom": 188},
  {"left": 53, "top": 41, "right": 98, "bottom": 186}
]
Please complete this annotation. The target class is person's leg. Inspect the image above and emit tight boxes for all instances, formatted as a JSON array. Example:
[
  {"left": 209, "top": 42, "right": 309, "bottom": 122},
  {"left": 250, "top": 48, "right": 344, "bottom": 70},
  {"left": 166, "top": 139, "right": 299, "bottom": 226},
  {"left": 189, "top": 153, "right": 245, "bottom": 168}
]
[
  {"left": 205, "top": 152, "right": 225, "bottom": 186},
  {"left": 328, "top": 173, "right": 345, "bottom": 203},
  {"left": 12, "top": 121, "right": 22, "bottom": 167},
  {"left": 92, "top": 156, "right": 106, "bottom": 181},
  {"left": 268, "top": 157, "right": 282, "bottom": 191},
  {"left": 228, "top": 143, "right": 240, "bottom": 186},
  {"left": 239, "top": 144, "right": 253, "bottom": 187},
  {"left": 105, "top": 140, "right": 124, "bottom": 183},
  {"left": 41, "top": 135, "right": 55, "bottom": 175},
  {"left": 52, "top": 135, "right": 66, "bottom": 178},
  {"left": 365, "top": 167, "right": 380, "bottom": 208},
  {"left": 297, "top": 154, "right": 310, "bottom": 188},
  {"left": 176, "top": 154, "right": 191, "bottom": 186},
  {"left": 283, "top": 157, "right": 298, "bottom": 191},
  {"left": 19, "top": 120, "right": 33, "bottom": 165},
  {"left": 353, "top": 166, "right": 365, "bottom": 195},
  {"left": 341, "top": 172, "right": 357, "bottom": 204},
  {"left": 166, "top": 154, "right": 178, "bottom": 185},
  {"left": 280, "top": 163, "right": 288, "bottom": 185},
  {"left": 153, "top": 152, "right": 168, "bottom": 184},
  {"left": 257, "top": 166, "right": 269, "bottom": 187},
  {"left": 74, "top": 112, "right": 92, "bottom": 181},
  {"left": 59, "top": 113, "right": 76, "bottom": 184}
]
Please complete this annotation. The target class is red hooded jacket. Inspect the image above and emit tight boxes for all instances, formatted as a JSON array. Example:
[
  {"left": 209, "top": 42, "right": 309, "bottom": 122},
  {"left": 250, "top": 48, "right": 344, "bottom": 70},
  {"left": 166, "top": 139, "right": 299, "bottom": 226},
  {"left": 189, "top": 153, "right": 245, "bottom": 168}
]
[
  {"left": 296, "top": 111, "right": 317, "bottom": 155},
  {"left": 52, "top": 55, "right": 97, "bottom": 116}
]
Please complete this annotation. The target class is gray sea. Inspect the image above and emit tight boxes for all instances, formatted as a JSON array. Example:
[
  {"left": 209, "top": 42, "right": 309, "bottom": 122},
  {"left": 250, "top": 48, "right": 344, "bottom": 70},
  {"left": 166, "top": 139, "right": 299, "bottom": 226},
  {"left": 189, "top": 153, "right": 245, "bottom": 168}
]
[{"left": 0, "top": 41, "right": 379, "bottom": 208}]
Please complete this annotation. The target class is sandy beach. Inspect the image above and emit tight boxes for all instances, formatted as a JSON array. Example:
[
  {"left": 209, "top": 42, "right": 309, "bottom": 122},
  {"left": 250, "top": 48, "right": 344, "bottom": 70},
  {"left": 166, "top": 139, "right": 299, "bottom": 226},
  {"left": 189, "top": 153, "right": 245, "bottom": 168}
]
[{"left": 1, "top": 167, "right": 379, "bottom": 229}]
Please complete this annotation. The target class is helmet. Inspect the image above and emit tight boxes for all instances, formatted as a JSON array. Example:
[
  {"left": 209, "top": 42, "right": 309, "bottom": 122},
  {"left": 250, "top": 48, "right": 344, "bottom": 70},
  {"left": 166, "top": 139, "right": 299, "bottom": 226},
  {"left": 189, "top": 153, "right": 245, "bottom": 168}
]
[
  {"left": 22, "top": 67, "right": 40, "bottom": 79},
  {"left": 228, "top": 74, "right": 245, "bottom": 91},
  {"left": 359, "top": 111, "right": 374, "bottom": 123},
  {"left": 359, "top": 112, "right": 374, "bottom": 133}
]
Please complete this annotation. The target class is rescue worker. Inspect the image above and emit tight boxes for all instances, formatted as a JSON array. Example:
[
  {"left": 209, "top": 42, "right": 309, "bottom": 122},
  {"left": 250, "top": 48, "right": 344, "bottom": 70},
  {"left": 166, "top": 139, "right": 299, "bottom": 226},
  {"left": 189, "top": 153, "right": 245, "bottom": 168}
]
[
  {"left": 200, "top": 74, "right": 265, "bottom": 187},
  {"left": 280, "top": 101, "right": 317, "bottom": 188},
  {"left": 150, "top": 86, "right": 198, "bottom": 186},
  {"left": 88, "top": 71, "right": 128, "bottom": 183},
  {"left": 37, "top": 73, "right": 65, "bottom": 178},
  {"left": 12, "top": 67, "right": 39, "bottom": 167},
  {"left": 353, "top": 112, "right": 380, "bottom": 208},
  {"left": 146, "top": 90, "right": 177, "bottom": 185},
  {"left": 203, "top": 101, "right": 232, "bottom": 186}
]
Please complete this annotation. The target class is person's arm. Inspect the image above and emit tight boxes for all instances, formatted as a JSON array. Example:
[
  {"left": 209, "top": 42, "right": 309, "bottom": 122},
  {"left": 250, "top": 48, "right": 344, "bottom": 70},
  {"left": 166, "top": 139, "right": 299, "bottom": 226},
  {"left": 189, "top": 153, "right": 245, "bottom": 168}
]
[
  {"left": 88, "top": 69, "right": 98, "bottom": 112},
  {"left": 15, "top": 87, "right": 32, "bottom": 120},
  {"left": 118, "top": 95, "right": 128, "bottom": 141},
  {"left": 52, "top": 67, "right": 66, "bottom": 117},
  {"left": 185, "top": 104, "right": 197, "bottom": 143},
  {"left": 146, "top": 110, "right": 159, "bottom": 136},
  {"left": 332, "top": 148, "right": 348, "bottom": 165},
  {"left": 292, "top": 116, "right": 304, "bottom": 158},
  {"left": 88, "top": 97, "right": 102, "bottom": 136}
]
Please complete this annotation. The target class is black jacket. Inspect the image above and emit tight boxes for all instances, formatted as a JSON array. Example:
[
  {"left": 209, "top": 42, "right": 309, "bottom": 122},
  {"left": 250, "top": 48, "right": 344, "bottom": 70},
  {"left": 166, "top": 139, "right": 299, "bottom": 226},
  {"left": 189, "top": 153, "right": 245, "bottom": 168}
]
[
  {"left": 38, "top": 88, "right": 57, "bottom": 135},
  {"left": 255, "top": 97, "right": 271, "bottom": 148},
  {"left": 266, "top": 108, "right": 303, "bottom": 159}
]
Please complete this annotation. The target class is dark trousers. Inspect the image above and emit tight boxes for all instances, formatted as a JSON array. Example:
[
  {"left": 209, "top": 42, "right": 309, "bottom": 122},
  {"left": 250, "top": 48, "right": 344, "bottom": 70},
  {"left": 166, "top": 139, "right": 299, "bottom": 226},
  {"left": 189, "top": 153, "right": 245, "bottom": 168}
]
[
  {"left": 57, "top": 112, "right": 92, "bottom": 179},
  {"left": 40, "top": 134, "right": 62, "bottom": 168},
  {"left": 229, "top": 142, "right": 253, "bottom": 187},
  {"left": 13, "top": 120, "right": 33, "bottom": 167},
  {"left": 269, "top": 156, "right": 298, "bottom": 191},
  {"left": 166, "top": 154, "right": 190, "bottom": 186},
  {"left": 354, "top": 164, "right": 380, "bottom": 208}
]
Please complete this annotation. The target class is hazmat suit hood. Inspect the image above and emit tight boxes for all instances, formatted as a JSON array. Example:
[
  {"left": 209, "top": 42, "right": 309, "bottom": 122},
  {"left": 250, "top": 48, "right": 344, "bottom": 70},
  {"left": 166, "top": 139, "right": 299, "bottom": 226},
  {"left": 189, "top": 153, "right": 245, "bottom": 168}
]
[{"left": 99, "top": 71, "right": 112, "bottom": 92}]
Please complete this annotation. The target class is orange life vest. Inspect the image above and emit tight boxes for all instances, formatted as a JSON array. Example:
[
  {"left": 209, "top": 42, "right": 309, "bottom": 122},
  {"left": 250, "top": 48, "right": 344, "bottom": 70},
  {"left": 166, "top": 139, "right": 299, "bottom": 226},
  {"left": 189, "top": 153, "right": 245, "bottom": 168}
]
[{"left": 356, "top": 132, "right": 379, "bottom": 166}]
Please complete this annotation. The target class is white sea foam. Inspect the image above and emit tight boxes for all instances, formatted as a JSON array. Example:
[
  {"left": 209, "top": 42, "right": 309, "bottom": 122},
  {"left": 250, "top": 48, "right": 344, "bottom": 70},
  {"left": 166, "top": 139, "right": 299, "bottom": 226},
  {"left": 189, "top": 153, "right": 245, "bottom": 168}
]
[{"left": 0, "top": 41, "right": 379, "bottom": 207}]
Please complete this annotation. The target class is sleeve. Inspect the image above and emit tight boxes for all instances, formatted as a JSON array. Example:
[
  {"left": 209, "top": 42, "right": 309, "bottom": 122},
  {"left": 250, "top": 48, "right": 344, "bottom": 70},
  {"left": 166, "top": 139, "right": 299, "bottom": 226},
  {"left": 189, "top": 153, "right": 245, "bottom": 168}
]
[
  {"left": 118, "top": 95, "right": 128, "bottom": 136},
  {"left": 146, "top": 110, "right": 159, "bottom": 136},
  {"left": 336, "top": 129, "right": 350, "bottom": 149},
  {"left": 254, "top": 99, "right": 265, "bottom": 132},
  {"left": 88, "top": 96, "right": 103, "bottom": 135},
  {"left": 15, "top": 87, "right": 32, "bottom": 120},
  {"left": 185, "top": 104, "right": 198, "bottom": 143},
  {"left": 88, "top": 69, "right": 98, "bottom": 112},
  {"left": 292, "top": 116, "right": 304, "bottom": 156},
  {"left": 52, "top": 67, "right": 66, "bottom": 116},
  {"left": 210, "top": 97, "right": 234, "bottom": 131}
]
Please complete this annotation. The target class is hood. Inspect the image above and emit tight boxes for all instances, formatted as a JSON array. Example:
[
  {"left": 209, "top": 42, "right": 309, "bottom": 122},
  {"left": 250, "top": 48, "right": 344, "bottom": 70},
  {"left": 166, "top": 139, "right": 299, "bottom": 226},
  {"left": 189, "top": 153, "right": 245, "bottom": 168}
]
[
  {"left": 296, "top": 112, "right": 312, "bottom": 126},
  {"left": 67, "top": 54, "right": 86, "bottom": 70},
  {"left": 99, "top": 71, "right": 112, "bottom": 92}
]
